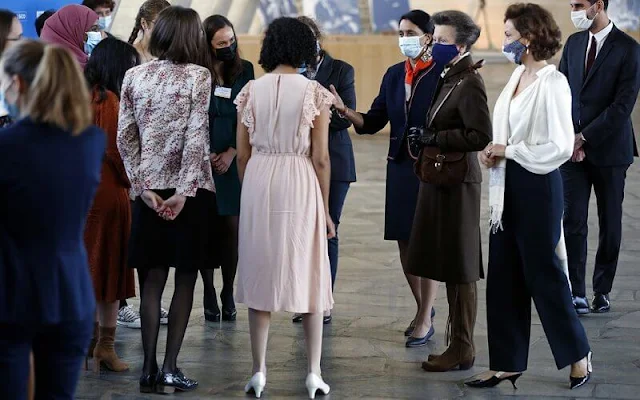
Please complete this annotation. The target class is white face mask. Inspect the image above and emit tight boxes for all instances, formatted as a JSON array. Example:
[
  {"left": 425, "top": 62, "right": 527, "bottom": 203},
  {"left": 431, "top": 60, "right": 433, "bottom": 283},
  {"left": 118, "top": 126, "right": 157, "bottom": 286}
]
[
  {"left": 98, "top": 15, "right": 113, "bottom": 31},
  {"left": 571, "top": 9, "right": 596, "bottom": 30},
  {"left": 399, "top": 35, "right": 424, "bottom": 59}
]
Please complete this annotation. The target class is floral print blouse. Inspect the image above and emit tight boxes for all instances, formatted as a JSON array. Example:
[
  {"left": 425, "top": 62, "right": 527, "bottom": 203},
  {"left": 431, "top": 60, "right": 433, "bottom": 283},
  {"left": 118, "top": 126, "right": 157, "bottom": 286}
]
[{"left": 117, "top": 60, "right": 215, "bottom": 197}]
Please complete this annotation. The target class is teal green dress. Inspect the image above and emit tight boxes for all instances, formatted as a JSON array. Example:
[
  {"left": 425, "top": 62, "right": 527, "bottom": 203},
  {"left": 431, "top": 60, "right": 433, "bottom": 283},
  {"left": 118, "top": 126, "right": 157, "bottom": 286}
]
[{"left": 209, "top": 60, "right": 255, "bottom": 216}]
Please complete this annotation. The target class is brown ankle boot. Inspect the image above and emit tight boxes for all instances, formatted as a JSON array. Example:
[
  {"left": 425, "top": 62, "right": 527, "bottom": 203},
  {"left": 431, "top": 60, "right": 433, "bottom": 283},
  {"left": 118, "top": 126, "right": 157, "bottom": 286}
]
[
  {"left": 423, "top": 282, "right": 477, "bottom": 372},
  {"left": 84, "top": 322, "right": 99, "bottom": 370},
  {"left": 93, "top": 326, "right": 129, "bottom": 373},
  {"left": 87, "top": 322, "right": 99, "bottom": 357}
]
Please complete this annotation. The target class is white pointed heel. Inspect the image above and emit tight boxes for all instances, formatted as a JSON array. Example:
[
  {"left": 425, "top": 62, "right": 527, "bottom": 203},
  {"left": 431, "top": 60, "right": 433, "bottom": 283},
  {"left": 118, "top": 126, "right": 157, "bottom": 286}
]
[
  {"left": 245, "top": 372, "right": 266, "bottom": 398},
  {"left": 305, "top": 373, "right": 330, "bottom": 399}
]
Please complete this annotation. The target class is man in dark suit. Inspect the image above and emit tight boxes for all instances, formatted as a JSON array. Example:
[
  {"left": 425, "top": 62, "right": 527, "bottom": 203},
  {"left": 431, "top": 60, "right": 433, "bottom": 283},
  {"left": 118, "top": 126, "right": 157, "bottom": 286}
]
[{"left": 559, "top": 0, "right": 640, "bottom": 315}]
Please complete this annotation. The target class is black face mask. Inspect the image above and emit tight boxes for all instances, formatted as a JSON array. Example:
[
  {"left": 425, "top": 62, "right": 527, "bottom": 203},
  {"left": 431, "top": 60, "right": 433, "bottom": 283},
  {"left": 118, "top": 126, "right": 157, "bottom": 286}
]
[{"left": 215, "top": 41, "right": 237, "bottom": 62}]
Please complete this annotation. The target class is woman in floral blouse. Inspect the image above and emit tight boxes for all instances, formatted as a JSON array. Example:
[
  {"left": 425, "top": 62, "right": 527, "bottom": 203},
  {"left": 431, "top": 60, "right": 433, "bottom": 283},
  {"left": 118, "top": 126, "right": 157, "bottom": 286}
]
[{"left": 117, "top": 6, "right": 215, "bottom": 394}]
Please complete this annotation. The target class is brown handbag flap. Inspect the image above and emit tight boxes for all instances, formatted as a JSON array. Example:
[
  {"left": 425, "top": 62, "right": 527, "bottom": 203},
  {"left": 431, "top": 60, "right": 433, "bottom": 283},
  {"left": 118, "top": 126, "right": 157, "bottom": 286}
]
[{"left": 415, "top": 147, "right": 468, "bottom": 185}]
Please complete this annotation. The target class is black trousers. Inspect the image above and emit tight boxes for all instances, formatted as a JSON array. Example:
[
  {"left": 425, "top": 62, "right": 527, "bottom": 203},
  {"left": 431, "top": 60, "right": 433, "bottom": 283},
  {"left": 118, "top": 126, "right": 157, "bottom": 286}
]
[
  {"left": 560, "top": 161, "right": 628, "bottom": 297},
  {"left": 487, "top": 162, "right": 590, "bottom": 371},
  {"left": 0, "top": 318, "right": 93, "bottom": 400}
]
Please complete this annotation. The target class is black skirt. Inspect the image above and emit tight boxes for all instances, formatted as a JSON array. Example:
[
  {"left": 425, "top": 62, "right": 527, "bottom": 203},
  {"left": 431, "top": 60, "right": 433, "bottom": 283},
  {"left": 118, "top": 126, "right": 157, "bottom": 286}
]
[{"left": 128, "top": 189, "right": 221, "bottom": 271}]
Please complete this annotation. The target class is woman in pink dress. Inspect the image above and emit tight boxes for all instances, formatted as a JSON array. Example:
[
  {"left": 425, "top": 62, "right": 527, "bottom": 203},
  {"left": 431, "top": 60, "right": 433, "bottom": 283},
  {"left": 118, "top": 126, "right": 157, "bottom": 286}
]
[{"left": 235, "top": 17, "right": 335, "bottom": 400}]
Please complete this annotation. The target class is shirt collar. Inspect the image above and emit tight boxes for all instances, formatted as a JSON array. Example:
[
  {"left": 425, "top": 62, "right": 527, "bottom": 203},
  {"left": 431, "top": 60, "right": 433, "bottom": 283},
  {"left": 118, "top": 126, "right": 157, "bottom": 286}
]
[
  {"left": 441, "top": 52, "right": 472, "bottom": 78},
  {"left": 590, "top": 21, "right": 613, "bottom": 42}
]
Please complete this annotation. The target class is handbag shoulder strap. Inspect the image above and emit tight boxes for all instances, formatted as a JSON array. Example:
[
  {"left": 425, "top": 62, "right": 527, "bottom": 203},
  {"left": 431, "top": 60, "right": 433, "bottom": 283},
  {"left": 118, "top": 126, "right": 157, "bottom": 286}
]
[{"left": 427, "top": 76, "right": 465, "bottom": 128}]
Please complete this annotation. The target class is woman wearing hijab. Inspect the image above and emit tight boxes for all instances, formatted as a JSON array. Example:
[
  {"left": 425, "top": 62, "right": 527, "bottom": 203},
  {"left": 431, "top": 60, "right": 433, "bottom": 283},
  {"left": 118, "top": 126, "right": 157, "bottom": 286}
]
[{"left": 40, "top": 4, "right": 105, "bottom": 68}]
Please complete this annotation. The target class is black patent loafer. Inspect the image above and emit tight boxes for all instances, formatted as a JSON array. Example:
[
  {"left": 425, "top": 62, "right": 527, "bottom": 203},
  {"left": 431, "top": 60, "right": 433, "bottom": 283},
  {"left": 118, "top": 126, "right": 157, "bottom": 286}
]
[
  {"left": 591, "top": 293, "right": 610, "bottom": 313},
  {"left": 573, "top": 296, "right": 591, "bottom": 315},
  {"left": 139, "top": 371, "right": 160, "bottom": 393},
  {"left": 157, "top": 369, "right": 198, "bottom": 393},
  {"left": 222, "top": 308, "right": 237, "bottom": 321},
  {"left": 205, "top": 308, "right": 221, "bottom": 322}
]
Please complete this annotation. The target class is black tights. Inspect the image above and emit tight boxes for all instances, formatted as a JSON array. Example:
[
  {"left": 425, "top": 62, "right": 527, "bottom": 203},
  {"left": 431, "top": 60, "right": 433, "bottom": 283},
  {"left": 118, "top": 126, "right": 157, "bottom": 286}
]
[
  {"left": 140, "top": 267, "right": 197, "bottom": 375},
  {"left": 119, "top": 269, "right": 149, "bottom": 309},
  {"left": 200, "top": 216, "right": 239, "bottom": 311}
]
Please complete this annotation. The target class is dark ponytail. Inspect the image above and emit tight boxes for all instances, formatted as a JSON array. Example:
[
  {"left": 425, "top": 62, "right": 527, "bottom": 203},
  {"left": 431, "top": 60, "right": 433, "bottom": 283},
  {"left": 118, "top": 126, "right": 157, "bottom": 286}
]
[
  {"left": 128, "top": 0, "right": 170, "bottom": 45},
  {"left": 128, "top": 20, "right": 141, "bottom": 44}
]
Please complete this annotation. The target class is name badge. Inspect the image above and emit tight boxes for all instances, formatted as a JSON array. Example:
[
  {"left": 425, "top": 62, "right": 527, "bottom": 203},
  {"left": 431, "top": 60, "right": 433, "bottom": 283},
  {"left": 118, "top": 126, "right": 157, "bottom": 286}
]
[{"left": 214, "top": 86, "right": 232, "bottom": 99}]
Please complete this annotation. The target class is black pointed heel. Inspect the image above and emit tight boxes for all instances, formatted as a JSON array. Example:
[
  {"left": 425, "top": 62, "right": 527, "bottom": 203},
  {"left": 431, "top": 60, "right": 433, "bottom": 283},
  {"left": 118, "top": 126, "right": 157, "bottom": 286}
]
[
  {"left": 465, "top": 372, "right": 522, "bottom": 389},
  {"left": 404, "top": 308, "right": 436, "bottom": 337},
  {"left": 570, "top": 351, "right": 593, "bottom": 390},
  {"left": 405, "top": 325, "right": 435, "bottom": 348}
]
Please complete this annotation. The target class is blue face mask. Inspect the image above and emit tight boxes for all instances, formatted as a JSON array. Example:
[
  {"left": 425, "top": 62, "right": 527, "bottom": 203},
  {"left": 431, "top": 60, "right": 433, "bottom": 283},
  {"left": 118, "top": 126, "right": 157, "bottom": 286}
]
[
  {"left": 0, "top": 83, "right": 20, "bottom": 120},
  {"left": 502, "top": 39, "right": 527, "bottom": 65},
  {"left": 431, "top": 43, "right": 460, "bottom": 66},
  {"left": 297, "top": 63, "right": 307, "bottom": 75},
  {"left": 84, "top": 31, "right": 103, "bottom": 56}
]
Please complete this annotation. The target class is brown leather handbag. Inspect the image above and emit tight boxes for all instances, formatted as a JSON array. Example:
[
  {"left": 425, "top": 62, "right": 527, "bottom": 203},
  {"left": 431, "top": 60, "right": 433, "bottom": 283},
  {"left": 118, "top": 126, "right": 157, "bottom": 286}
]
[
  {"left": 415, "top": 148, "right": 468, "bottom": 185},
  {"left": 414, "top": 77, "right": 468, "bottom": 185}
]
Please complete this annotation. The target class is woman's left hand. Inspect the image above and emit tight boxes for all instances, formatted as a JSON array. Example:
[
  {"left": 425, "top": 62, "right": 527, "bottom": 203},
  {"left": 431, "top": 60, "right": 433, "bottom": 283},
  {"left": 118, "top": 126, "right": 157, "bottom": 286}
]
[{"left": 487, "top": 144, "right": 506, "bottom": 159}]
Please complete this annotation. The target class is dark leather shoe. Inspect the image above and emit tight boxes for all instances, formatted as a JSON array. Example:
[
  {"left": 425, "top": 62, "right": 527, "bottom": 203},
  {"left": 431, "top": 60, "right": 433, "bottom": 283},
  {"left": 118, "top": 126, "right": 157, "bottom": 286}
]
[
  {"left": 323, "top": 314, "right": 332, "bottom": 324},
  {"left": 139, "top": 371, "right": 160, "bottom": 393},
  {"left": 404, "top": 308, "right": 436, "bottom": 337},
  {"left": 157, "top": 369, "right": 198, "bottom": 393},
  {"left": 573, "top": 296, "right": 590, "bottom": 315},
  {"left": 592, "top": 293, "right": 610, "bottom": 313},
  {"left": 405, "top": 325, "right": 435, "bottom": 348}
]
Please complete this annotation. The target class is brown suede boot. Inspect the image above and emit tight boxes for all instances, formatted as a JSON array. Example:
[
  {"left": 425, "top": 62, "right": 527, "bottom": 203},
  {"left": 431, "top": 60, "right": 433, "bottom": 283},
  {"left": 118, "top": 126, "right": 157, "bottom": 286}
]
[
  {"left": 422, "top": 282, "right": 477, "bottom": 372},
  {"left": 88, "top": 321, "right": 99, "bottom": 357},
  {"left": 84, "top": 322, "right": 99, "bottom": 370},
  {"left": 93, "top": 326, "right": 130, "bottom": 373}
]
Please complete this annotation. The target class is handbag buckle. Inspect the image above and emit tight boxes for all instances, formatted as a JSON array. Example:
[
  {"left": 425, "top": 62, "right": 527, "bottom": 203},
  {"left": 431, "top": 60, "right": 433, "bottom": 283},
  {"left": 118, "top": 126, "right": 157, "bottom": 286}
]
[{"left": 435, "top": 154, "right": 445, "bottom": 171}]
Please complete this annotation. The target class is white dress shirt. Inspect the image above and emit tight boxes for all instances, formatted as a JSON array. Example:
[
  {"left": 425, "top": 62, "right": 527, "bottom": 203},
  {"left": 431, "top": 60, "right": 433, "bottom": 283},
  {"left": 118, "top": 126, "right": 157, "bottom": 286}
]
[
  {"left": 585, "top": 21, "right": 614, "bottom": 68},
  {"left": 502, "top": 65, "right": 574, "bottom": 174}
]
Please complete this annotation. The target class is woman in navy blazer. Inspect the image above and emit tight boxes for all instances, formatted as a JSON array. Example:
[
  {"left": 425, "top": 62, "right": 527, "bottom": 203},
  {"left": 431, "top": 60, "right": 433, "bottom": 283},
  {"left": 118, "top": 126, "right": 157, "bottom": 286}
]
[
  {"left": 296, "top": 16, "right": 356, "bottom": 324},
  {"left": 331, "top": 10, "right": 443, "bottom": 340},
  {"left": 0, "top": 40, "right": 105, "bottom": 400}
]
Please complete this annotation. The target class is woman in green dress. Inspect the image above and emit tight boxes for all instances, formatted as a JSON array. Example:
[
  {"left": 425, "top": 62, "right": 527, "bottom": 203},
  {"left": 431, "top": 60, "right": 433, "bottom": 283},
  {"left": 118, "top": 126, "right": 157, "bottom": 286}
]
[{"left": 202, "top": 14, "right": 255, "bottom": 322}]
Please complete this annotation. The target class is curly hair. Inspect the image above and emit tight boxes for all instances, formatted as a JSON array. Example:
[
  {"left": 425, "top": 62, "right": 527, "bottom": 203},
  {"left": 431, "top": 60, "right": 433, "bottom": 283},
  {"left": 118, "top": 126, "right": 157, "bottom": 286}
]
[
  {"left": 504, "top": 3, "right": 562, "bottom": 61},
  {"left": 259, "top": 17, "right": 317, "bottom": 73}
]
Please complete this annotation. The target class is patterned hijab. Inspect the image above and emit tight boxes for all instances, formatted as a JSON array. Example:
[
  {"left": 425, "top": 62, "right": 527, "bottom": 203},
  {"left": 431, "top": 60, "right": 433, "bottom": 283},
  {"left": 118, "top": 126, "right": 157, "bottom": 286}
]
[{"left": 41, "top": 5, "right": 98, "bottom": 68}]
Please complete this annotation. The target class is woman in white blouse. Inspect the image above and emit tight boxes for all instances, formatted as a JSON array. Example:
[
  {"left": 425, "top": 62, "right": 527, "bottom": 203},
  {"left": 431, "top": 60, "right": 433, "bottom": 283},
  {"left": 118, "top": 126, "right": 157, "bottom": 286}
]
[{"left": 467, "top": 3, "right": 593, "bottom": 391}]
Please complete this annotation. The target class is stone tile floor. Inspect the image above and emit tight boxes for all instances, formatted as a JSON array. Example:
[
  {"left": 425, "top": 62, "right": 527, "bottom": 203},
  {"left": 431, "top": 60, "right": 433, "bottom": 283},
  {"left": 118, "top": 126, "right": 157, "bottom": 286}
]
[{"left": 76, "top": 63, "right": 640, "bottom": 399}]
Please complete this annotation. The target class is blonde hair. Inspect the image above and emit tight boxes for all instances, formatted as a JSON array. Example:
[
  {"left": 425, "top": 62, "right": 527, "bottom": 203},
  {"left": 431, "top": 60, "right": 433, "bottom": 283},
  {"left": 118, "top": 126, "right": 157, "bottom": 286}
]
[{"left": 1, "top": 40, "right": 92, "bottom": 135}]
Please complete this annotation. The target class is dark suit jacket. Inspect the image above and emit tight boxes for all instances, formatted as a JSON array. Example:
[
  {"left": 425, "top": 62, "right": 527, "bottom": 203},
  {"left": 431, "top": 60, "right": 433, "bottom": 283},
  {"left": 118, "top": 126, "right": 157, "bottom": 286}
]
[
  {"left": 355, "top": 60, "right": 443, "bottom": 161},
  {"left": 0, "top": 119, "right": 105, "bottom": 325},
  {"left": 559, "top": 25, "right": 640, "bottom": 166},
  {"left": 315, "top": 53, "right": 357, "bottom": 182}
]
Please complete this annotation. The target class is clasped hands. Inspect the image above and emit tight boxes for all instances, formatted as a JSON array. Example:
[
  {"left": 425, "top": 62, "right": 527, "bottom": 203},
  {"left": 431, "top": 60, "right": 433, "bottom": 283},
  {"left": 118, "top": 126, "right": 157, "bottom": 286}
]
[
  {"left": 141, "top": 190, "right": 186, "bottom": 221},
  {"left": 478, "top": 143, "right": 506, "bottom": 168},
  {"left": 209, "top": 148, "right": 237, "bottom": 175},
  {"left": 571, "top": 134, "right": 586, "bottom": 163}
]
